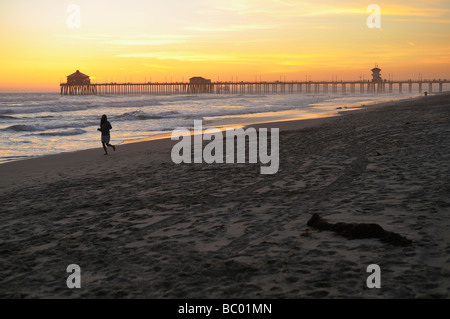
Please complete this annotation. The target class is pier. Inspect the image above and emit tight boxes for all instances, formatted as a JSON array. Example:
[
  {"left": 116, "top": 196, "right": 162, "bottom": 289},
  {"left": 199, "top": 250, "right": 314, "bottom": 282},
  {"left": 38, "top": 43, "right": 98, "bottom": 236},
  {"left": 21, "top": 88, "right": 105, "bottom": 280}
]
[{"left": 60, "top": 79, "right": 450, "bottom": 96}]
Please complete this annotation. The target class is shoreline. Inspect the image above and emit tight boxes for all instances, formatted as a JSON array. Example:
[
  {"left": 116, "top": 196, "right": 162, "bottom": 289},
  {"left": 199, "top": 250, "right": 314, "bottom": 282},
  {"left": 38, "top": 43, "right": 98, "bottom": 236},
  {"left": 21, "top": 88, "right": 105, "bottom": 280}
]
[
  {"left": 121, "top": 92, "right": 423, "bottom": 144},
  {"left": 0, "top": 94, "right": 415, "bottom": 191},
  {"left": 0, "top": 92, "right": 436, "bottom": 193},
  {"left": 1, "top": 91, "right": 449, "bottom": 298},
  {"left": 0, "top": 92, "right": 425, "bottom": 167}
]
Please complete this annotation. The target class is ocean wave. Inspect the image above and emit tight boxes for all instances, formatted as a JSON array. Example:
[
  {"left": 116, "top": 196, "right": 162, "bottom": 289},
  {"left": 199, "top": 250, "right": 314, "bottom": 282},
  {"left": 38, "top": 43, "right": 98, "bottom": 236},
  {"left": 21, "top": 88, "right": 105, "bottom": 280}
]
[
  {"left": 3, "top": 122, "right": 97, "bottom": 132},
  {"left": 43, "top": 121, "right": 98, "bottom": 130},
  {"left": 114, "top": 111, "right": 162, "bottom": 121},
  {"left": 158, "top": 111, "right": 180, "bottom": 117},
  {"left": 112, "top": 102, "right": 162, "bottom": 108},
  {"left": 37, "top": 129, "right": 87, "bottom": 136},
  {"left": 0, "top": 109, "right": 14, "bottom": 115},
  {"left": 0, "top": 94, "right": 260, "bottom": 117},
  {"left": 0, "top": 94, "right": 59, "bottom": 103},
  {"left": 0, "top": 115, "right": 16, "bottom": 119},
  {"left": 3, "top": 124, "right": 43, "bottom": 132},
  {"left": 114, "top": 110, "right": 180, "bottom": 121},
  {"left": 0, "top": 99, "right": 164, "bottom": 115},
  {"left": 0, "top": 104, "right": 95, "bottom": 115}
]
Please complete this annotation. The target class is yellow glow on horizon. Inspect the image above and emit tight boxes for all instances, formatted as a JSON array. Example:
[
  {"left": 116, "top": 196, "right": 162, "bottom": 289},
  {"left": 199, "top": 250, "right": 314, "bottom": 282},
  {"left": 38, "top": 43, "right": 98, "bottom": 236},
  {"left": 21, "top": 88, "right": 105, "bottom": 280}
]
[{"left": 1, "top": 0, "right": 450, "bottom": 92}]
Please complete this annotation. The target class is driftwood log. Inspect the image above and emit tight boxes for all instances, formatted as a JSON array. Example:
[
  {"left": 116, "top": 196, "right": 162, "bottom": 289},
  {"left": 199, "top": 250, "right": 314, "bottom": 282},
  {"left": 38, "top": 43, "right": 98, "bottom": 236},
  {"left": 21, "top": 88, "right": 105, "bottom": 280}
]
[{"left": 307, "top": 213, "right": 412, "bottom": 247}]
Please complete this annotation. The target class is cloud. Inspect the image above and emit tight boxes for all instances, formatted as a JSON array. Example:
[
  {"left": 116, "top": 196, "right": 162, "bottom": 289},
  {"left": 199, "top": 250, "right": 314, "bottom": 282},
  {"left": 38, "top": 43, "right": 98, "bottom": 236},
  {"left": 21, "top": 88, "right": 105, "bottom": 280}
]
[
  {"left": 117, "top": 52, "right": 285, "bottom": 64},
  {"left": 53, "top": 33, "right": 195, "bottom": 47},
  {"left": 199, "top": 0, "right": 450, "bottom": 19},
  {"left": 141, "top": 63, "right": 174, "bottom": 69},
  {"left": 184, "top": 24, "right": 275, "bottom": 32},
  {"left": 117, "top": 52, "right": 354, "bottom": 65},
  {"left": 105, "top": 39, "right": 188, "bottom": 46},
  {"left": 52, "top": 34, "right": 113, "bottom": 41},
  {"left": 103, "top": 34, "right": 194, "bottom": 46},
  {"left": 393, "top": 18, "right": 450, "bottom": 24},
  {"left": 117, "top": 52, "right": 232, "bottom": 62}
]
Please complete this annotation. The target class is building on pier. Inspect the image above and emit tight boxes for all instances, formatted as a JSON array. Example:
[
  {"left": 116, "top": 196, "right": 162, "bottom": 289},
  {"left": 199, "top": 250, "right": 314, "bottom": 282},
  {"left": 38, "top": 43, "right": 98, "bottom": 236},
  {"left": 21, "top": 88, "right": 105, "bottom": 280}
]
[
  {"left": 67, "top": 70, "right": 91, "bottom": 85},
  {"left": 189, "top": 76, "right": 211, "bottom": 84},
  {"left": 188, "top": 76, "right": 213, "bottom": 93},
  {"left": 61, "top": 70, "right": 96, "bottom": 95}
]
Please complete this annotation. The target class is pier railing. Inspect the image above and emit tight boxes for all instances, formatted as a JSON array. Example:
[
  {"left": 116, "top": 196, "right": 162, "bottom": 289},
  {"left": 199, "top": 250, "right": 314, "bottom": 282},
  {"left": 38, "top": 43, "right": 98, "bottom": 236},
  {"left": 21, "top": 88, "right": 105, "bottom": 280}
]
[{"left": 60, "top": 80, "right": 450, "bottom": 96}]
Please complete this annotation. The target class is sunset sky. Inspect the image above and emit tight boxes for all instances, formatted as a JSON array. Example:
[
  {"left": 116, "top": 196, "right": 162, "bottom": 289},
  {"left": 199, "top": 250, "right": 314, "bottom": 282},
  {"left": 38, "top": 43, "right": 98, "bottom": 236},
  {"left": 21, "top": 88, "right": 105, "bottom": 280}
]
[{"left": 1, "top": 0, "right": 449, "bottom": 92}]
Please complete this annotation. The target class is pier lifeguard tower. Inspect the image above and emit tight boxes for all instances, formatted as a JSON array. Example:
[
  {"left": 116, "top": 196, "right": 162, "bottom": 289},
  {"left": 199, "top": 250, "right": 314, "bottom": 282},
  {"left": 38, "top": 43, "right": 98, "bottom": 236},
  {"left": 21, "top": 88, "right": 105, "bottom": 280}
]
[
  {"left": 371, "top": 65, "right": 382, "bottom": 83},
  {"left": 369, "top": 64, "right": 384, "bottom": 93}
]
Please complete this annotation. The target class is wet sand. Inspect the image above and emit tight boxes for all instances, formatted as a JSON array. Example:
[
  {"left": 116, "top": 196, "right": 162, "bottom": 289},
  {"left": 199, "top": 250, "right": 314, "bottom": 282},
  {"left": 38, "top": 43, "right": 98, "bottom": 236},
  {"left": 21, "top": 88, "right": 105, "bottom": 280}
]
[{"left": 0, "top": 92, "right": 449, "bottom": 298}]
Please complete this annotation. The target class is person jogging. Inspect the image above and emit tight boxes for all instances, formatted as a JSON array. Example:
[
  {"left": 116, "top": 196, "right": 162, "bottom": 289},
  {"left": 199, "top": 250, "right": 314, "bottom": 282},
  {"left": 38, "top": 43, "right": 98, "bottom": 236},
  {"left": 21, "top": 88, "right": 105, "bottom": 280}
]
[{"left": 98, "top": 114, "right": 116, "bottom": 155}]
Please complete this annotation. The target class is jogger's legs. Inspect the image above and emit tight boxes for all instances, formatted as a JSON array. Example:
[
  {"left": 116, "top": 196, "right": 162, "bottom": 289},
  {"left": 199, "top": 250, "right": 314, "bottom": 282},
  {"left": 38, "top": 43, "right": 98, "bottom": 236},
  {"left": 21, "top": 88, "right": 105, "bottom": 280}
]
[{"left": 102, "top": 142, "right": 108, "bottom": 155}]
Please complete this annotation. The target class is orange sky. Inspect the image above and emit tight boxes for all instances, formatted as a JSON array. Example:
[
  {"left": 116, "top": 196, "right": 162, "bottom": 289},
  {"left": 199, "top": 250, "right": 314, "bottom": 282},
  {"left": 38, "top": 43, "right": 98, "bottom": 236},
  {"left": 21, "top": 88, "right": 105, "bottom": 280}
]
[{"left": 0, "top": 0, "right": 449, "bottom": 92}]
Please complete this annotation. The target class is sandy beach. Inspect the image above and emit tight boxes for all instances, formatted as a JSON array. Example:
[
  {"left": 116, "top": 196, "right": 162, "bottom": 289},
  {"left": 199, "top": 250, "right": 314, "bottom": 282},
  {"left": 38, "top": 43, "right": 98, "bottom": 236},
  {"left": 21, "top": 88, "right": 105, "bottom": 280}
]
[{"left": 0, "top": 92, "right": 449, "bottom": 299}]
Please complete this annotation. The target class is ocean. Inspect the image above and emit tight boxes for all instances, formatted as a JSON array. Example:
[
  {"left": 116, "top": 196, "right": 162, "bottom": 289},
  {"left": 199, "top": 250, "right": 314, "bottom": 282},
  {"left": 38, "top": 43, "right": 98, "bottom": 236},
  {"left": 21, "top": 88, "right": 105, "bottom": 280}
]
[{"left": 0, "top": 90, "right": 428, "bottom": 163}]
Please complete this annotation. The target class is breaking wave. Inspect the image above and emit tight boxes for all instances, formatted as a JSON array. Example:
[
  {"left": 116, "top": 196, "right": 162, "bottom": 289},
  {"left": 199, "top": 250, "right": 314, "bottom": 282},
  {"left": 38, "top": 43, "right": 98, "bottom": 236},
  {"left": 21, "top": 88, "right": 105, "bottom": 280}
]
[
  {"left": 4, "top": 124, "right": 43, "bottom": 132},
  {"left": 37, "top": 129, "right": 87, "bottom": 136}
]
